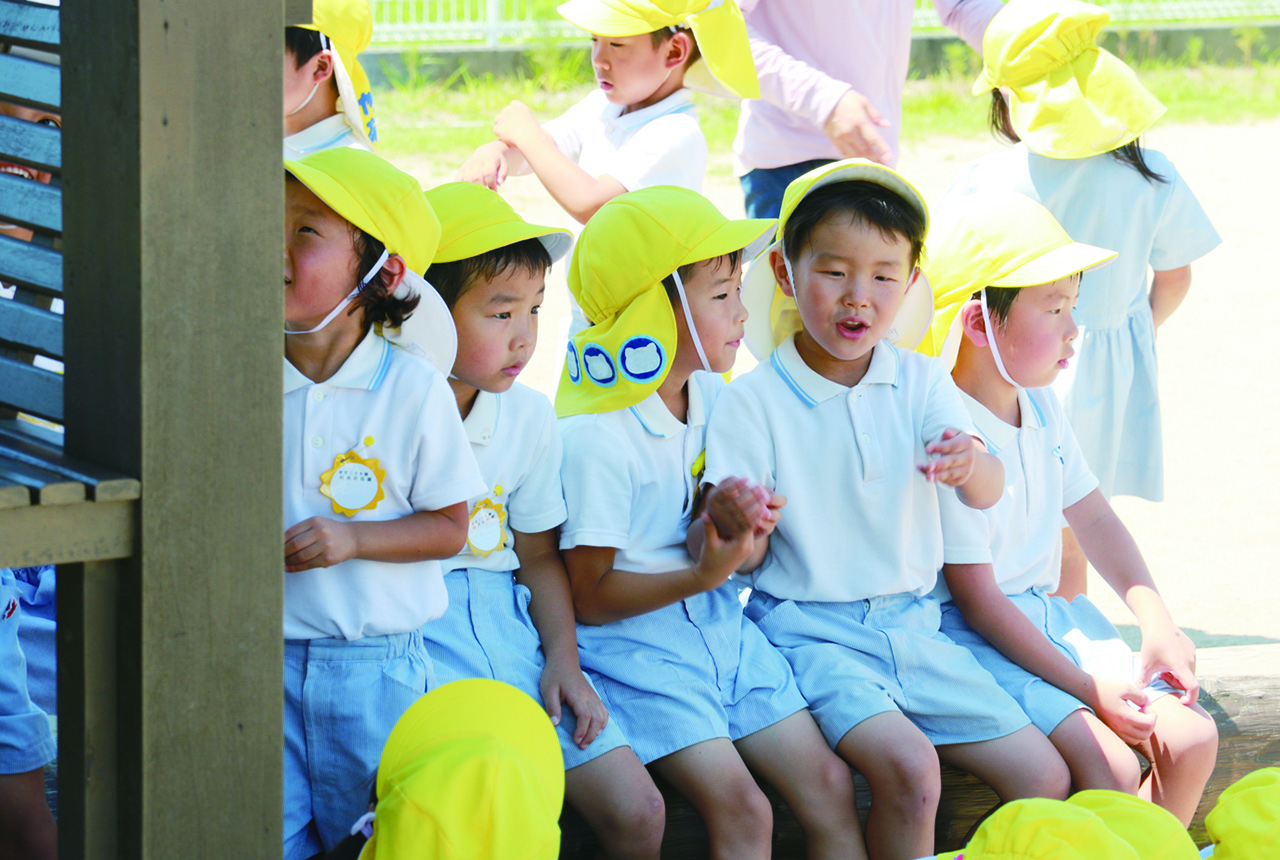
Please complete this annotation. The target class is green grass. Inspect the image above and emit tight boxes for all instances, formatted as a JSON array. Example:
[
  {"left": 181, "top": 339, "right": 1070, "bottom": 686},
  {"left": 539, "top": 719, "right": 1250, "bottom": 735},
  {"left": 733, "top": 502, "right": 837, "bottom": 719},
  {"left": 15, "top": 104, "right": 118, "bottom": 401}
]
[{"left": 374, "top": 61, "right": 1280, "bottom": 167}]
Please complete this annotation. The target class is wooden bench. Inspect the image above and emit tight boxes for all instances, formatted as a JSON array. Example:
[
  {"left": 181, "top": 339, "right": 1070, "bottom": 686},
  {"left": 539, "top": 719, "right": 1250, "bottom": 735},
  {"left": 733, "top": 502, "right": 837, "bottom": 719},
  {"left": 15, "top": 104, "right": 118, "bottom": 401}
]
[{"left": 559, "top": 644, "right": 1280, "bottom": 857}]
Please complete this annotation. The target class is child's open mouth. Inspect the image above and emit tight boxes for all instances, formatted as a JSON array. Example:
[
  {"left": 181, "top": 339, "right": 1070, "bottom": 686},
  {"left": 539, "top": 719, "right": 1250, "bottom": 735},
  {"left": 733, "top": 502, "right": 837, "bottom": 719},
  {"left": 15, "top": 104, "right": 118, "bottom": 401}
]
[{"left": 837, "top": 319, "right": 869, "bottom": 339}]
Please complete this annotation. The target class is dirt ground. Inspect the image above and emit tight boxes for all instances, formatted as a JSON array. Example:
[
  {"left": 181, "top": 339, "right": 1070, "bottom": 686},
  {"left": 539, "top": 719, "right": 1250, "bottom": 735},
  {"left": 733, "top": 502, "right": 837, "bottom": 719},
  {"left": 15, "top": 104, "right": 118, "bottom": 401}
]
[{"left": 400, "top": 116, "right": 1280, "bottom": 649}]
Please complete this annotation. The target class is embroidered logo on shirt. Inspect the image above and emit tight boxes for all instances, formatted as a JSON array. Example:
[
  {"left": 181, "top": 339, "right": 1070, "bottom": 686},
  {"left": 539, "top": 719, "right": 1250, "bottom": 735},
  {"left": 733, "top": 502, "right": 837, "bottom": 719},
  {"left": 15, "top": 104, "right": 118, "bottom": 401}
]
[
  {"left": 1052, "top": 445, "right": 1064, "bottom": 465},
  {"left": 2, "top": 598, "right": 16, "bottom": 621},
  {"left": 466, "top": 488, "right": 509, "bottom": 558},
  {"left": 320, "top": 436, "right": 387, "bottom": 517}
]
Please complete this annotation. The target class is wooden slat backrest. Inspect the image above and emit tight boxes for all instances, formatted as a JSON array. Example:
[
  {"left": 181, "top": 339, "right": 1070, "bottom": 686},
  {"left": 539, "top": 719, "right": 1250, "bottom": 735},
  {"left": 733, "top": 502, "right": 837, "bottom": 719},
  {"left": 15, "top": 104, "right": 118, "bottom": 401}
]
[{"left": 0, "top": 0, "right": 61, "bottom": 425}]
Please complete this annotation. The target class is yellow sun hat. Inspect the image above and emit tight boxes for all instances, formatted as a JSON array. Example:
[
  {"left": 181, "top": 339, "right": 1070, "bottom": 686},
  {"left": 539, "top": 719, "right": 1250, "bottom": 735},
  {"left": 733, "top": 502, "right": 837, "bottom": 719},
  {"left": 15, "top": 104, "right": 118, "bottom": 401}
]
[
  {"left": 1205, "top": 767, "right": 1280, "bottom": 860},
  {"left": 919, "top": 191, "right": 1115, "bottom": 370},
  {"left": 1066, "top": 790, "right": 1200, "bottom": 860},
  {"left": 286, "top": 148, "right": 457, "bottom": 374},
  {"left": 741, "top": 158, "right": 932, "bottom": 361},
  {"left": 555, "top": 185, "right": 773, "bottom": 418},
  {"left": 424, "top": 182, "right": 574, "bottom": 266},
  {"left": 359, "top": 679, "right": 565, "bottom": 860},
  {"left": 556, "top": 0, "right": 760, "bottom": 99},
  {"left": 934, "top": 797, "right": 1141, "bottom": 860},
  {"left": 300, "top": 0, "right": 380, "bottom": 147},
  {"left": 973, "top": 0, "right": 1166, "bottom": 159}
]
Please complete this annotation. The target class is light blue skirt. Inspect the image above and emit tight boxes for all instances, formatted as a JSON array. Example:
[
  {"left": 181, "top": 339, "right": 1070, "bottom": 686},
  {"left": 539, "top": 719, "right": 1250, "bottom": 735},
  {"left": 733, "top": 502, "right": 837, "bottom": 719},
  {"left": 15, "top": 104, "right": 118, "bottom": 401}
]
[
  {"left": 576, "top": 582, "right": 807, "bottom": 765},
  {"left": 746, "top": 590, "right": 1030, "bottom": 749},
  {"left": 424, "top": 569, "right": 627, "bottom": 770}
]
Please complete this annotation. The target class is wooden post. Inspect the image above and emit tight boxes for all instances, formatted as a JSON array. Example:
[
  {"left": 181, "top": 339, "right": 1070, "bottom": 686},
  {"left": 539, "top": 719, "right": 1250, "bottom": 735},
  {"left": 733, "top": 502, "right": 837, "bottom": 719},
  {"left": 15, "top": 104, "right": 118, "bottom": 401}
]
[{"left": 60, "top": 0, "right": 284, "bottom": 856}]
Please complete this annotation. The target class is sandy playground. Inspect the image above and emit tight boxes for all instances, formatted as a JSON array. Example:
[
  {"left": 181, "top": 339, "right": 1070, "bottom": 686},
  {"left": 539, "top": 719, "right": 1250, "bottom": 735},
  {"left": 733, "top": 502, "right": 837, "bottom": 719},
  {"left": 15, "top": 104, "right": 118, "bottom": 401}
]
[{"left": 399, "top": 116, "right": 1280, "bottom": 651}]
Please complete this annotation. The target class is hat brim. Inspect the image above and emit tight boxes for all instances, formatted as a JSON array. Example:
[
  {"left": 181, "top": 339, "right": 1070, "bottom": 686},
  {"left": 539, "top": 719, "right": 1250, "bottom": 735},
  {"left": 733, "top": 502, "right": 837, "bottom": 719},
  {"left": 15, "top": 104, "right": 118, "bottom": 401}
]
[
  {"left": 435, "top": 222, "right": 575, "bottom": 266},
  {"left": 990, "top": 239, "right": 1116, "bottom": 288},
  {"left": 556, "top": 0, "right": 653, "bottom": 36},
  {"left": 286, "top": 156, "right": 386, "bottom": 262},
  {"left": 779, "top": 160, "right": 929, "bottom": 233}
]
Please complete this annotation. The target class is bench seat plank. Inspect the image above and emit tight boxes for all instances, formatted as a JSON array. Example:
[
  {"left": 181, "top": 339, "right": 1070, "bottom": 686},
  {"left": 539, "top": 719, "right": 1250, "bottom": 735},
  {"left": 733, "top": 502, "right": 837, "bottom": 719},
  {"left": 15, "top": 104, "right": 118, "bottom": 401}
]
[
  {"left": 0, "top": 234, "right": 61, "bottom": 295},
  {"left": 0, "top": 476, "right": 30, "bottom": 510},
  {"left": 0, "top": 424, "right": 139, "bottom": 501},
  {"left": 0, "top": 354, "right": 61, "bottom": 421},
  {"left": 0, "top": 294, "right": 61, "bottom": 357},
  {"left": 0, "top": 169, "right": 60, "bottom": 233},
  {"left": 0, "top": 114, "right": 60, "bottom": 173},
  {"left": 0, "top": 53, "right": 60, "bottom": 111},
  {"left": 0, "top": 453, "right": 83, "bottom": 504}
]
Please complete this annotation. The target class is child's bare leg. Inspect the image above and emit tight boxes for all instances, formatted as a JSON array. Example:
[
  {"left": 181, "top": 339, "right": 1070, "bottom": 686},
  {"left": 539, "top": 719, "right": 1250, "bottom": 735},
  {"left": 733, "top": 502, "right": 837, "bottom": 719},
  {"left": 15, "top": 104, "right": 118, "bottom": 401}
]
[
  {"left": 0, "top": 769, "right": 56, "bottom": 860},
  {"left": 1048, "top": 709, "right": 1143, "bottom": 793},
  {"left": 1053, "top": 527, "right": 1088, "bottom": 600},
  {"left": 565, "top": 747, "right": 666, "bottom": 860},
  {"left": 735, "top": 710, "right": 866, "bottom": 860},
  {"left": 1135, "top": 698, "right": 1218, "bottom": 826},
  {"left": 650, "top": 737, "right": 773, "bottom": 860},
  {"left": 938, "top": 724, "right": 1070, "bottom": 802},
  {"left": 835, "top": 712, "right": 939, "bottom": 860}
]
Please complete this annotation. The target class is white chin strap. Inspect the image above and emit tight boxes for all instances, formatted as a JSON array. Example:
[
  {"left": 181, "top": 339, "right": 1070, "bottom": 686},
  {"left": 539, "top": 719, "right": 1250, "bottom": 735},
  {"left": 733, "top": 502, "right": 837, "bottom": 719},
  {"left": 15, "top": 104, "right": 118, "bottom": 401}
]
[
  {"left": 285, "top": 248, "right": 389, "bottom": 335},
  {"left": 980, "top": 288, "right": 1020, "bottom": 388},
  {"left": 286, "top": 80, "right": 321, "bottom": 117},
  {"left": 671, "top": 269, "right": 713, "bottom": 373}
]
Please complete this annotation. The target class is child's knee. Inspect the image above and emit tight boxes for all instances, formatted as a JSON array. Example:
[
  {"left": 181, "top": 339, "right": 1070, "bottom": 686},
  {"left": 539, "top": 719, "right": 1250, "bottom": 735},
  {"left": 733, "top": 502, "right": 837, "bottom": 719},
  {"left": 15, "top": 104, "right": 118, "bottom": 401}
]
[
  {"left": 1034, "top": 752, "right": 1073, "bottom": 800},
  {"left": 1164, "top": 703, "right": 1219, "bottom": 769},
  {"left": 870, "top": 739, "right": 942, "bottom": 817},
  {"left": 601, "top": 783, "right": 666, "bottom": 849},
  {"left": 715, "top": 777, "right": 773, "bottom": 837}
]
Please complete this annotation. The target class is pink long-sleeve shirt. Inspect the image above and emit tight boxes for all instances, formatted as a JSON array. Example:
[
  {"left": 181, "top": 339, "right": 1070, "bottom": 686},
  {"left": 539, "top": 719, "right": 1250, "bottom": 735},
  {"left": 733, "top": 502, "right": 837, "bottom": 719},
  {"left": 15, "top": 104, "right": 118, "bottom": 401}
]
[{"left": 733, "top": 0, "right": 1001, "bottom": 174}]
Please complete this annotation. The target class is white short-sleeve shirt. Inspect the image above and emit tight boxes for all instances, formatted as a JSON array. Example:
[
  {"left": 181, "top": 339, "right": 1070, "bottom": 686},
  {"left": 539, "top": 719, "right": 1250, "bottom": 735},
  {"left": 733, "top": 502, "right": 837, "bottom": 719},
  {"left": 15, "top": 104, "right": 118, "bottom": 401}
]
[
  {"left": 544, "top": 88, "right": 707, "bottom": 193},
  {"left": 703, "top": 336, "right": 984, "bottom": 602},
  {"left": 283, "top": 332, "right": 486, "bottom": 640},
  {"left": 283, "top": 114, "right": 373, "bottom": 161},
  {"left": 934, "top": 388, "right": 1098, "bottom": 602},
  {"left": 443, "top": 384, "right": 568, "bottom": 575},
  {"left": 559, "top": 372, "right": 723, "bottom": 574}
]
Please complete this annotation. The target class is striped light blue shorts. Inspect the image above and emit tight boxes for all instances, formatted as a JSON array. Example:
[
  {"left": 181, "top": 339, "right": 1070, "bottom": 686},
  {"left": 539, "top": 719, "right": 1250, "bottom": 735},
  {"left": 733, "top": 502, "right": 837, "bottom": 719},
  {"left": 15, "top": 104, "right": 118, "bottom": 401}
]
[
  {"left": 745, "top": 590, "right": 1030, "bottom": 749},
  {"left": 423, "top": 568, "right": 628, "bottom": 770},
  {"left": 576, "top": 582, "right": 807, "bottom": 765},
  {"left": 940, "top": 588, "right": 1175, "bottom": 736},
  {"left": 0, "top": 575, "right": 55, "bottom": 774}
]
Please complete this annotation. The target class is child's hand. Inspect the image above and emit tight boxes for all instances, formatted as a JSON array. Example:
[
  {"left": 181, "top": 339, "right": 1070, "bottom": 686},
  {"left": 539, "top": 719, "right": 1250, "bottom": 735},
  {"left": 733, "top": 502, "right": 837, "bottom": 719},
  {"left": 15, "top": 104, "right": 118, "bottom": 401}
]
[
  {"left": 692, "top": 512, "right": 754, "bottom": 590},
  {"left": 493, "top": 100, "right": 541, "bottom": 150},
  {"left": 540, "top": 660, "right": 609, "bottom": 750},
  {"left": 756, "top": 491, "right": 787, "bottom": 538},
  {"left": 706, "top": 477, "right": 772, "bottom": 540},
  {"left": 921, "top": 428, "right": 980, "bottom": 487},
  {"left": 1088, "top": 676, "right": 1156, "bottom": 745},
  {"left": 284, "top": 516, "right": 358, "bottom": 572},
  {"left": 457, "top": 143, "right": 508, "bottom": 190},
  {"left": 1139, "top": 625, "right": 1199, "bottom": 705}
]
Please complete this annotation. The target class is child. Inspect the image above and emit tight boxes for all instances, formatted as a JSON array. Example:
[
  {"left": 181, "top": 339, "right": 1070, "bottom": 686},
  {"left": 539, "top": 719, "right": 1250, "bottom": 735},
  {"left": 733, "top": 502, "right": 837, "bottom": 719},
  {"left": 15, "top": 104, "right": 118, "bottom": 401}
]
[
  {"left": 558, "top": 187, "right": 863, "bottom": 859},
  {"left": 705, "top": 160, "right": 1070, "bottom": 860},
  {"left": 922, "top": 191, "right": 1218, "bottom": 825},
  {"left": 0, "top": 570, "right": 56, "bottom": 860},
  {"left": 282, "top": 147, "right": 485, "bottom": 860},
  {"left": 945, "top": 0, "right": 1221, "bottom": 597},
  {"left": 457, "top": 0, "right": 758, "bottom": 223},
  {"left": 420, "top": 181, "right": 666, "bottom": 858},
  {"left": 284, "top": 0, "right": 378, "bottom": 160}
]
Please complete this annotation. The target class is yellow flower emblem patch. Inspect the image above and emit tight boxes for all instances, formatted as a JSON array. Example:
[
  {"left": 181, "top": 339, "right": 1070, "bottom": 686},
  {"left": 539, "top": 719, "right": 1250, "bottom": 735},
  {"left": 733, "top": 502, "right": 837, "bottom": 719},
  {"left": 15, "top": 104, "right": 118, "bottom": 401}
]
[{"left": 319, "top": 438, "right": 386, "bottom": 517}]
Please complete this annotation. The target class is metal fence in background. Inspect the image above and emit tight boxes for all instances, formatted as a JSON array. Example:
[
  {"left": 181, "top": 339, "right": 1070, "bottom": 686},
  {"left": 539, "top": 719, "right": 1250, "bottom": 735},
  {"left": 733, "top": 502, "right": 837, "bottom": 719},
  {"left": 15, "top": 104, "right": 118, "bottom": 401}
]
[{"left": 371, "top": 0, "right": 1280, "bottom": 45}]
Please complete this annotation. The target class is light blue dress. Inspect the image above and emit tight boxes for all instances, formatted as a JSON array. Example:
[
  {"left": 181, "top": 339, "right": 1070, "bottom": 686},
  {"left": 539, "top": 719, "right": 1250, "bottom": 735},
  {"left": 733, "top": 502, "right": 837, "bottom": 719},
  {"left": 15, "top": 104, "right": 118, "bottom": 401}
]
[{"left": 945, "top": 145, "right": 1220, "bottom": 500}]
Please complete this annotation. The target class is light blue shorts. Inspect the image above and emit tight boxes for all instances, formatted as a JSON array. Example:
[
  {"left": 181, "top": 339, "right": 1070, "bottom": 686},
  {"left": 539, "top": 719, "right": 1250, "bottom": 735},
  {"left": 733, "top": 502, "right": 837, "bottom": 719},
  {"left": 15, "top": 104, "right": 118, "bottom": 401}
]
[
  {"left": 577, "top": 582, "right": 807, "bottom": 765},
  {"left": 423, "top": 569, "right": 627, "bottom": 770},
  {"left": 745, "top": 590, "right": 1030, "bottom": 749},
  {"left": 940, "top": 589, "right": 1175, "bottom": 736},
  {"left": 0, "top": 576, "right": 56, "bottom": 774},
  {"left": 9, "top": 566, "right": 56, "bottom": 715},
  {"left": 283, "top": 631, "right": 432, "bottom": 860}
]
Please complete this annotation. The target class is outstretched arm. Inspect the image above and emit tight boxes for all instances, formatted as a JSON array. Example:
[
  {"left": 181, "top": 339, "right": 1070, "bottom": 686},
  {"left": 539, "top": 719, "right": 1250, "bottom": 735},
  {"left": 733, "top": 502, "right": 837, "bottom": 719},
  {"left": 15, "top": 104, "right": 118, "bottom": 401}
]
[{"left": 923, "top": 428, "right": 1004, "bottom": 509}]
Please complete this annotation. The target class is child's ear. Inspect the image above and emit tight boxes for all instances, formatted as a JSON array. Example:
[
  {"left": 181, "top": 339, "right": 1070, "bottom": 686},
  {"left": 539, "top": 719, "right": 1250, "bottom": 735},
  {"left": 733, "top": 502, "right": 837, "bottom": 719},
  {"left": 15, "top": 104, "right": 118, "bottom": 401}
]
[
  {"left": 905, "top": 266, "right": 921, "bottom": 293},
  {"left": 771, "top": 248, "right": 794, "bottom": 297},
  {"left": 311, "top": 49, "right": 336, "bottom": 85},
  {"left": 381, "top": 254, "right": 407, "bottom": 294},
  {"left": 665, "top": 30, "right": 693, "bottom": 69},
  {"left": 959, "top": 300, "right": 990, "bottom": 348}
]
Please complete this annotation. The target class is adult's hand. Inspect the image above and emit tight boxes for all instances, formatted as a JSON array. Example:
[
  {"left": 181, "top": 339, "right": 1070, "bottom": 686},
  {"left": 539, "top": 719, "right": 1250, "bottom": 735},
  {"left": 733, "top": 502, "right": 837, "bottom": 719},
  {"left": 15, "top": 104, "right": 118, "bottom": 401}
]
[{"left": 823, "top": 89, "right": 893, "bottom": 164}]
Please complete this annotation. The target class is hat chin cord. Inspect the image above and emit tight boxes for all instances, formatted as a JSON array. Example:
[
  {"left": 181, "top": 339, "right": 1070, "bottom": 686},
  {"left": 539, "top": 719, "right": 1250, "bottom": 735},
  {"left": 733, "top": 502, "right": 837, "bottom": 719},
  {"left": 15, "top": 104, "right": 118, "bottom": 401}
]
[
  {"left": 286, "top": 80, "right": 321, "bottom": 117},
  {"left": 671, "top": 269, "right": 713, "bottom": 373},
  {"left": 285, "top": 248, "right": 389, "bottom": 335},
  {"left": 980, "top": 288, "right": 1021, "bottom": 388}
]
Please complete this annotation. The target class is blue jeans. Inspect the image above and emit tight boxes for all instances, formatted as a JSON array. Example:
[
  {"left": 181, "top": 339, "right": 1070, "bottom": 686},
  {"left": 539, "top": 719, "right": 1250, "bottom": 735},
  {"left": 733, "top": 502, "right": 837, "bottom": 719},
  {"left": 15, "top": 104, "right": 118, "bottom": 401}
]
[{"left": 739, "top": 158, "right": 834, "bottom": 219}]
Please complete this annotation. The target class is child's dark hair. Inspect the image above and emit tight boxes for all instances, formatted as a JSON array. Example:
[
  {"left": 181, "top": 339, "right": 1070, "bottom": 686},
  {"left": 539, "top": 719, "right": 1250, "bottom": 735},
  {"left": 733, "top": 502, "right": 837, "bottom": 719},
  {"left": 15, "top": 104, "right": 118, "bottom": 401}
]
[
  {"left": 988, "top": 91, "right": 1166, "bottom": 184},
  {"left": 424, "top": 238, "right": 552, "bottom": 309},
  {"left": 648, "top": 26, "right": 702, "bottom": 67},
  {"left": 351, "top": 231, "right": 420, "bottom": 328},
  {"left": 782, "top": 181, "right": 926, "bottom": 269},
  {"left": 285, "top": 26, "right": 325, "bottom": 66},
  {"left": 662, "top": 250, "right": 742, "bottom": 303}
]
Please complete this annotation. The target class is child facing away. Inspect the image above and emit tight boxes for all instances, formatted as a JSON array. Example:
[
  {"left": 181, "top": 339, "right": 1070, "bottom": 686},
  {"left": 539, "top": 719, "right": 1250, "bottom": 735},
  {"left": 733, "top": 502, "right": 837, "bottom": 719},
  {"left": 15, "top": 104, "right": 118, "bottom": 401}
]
[
  {"left": 281, "top": 147, "right": 486, "bottom": 860},
  {"left": 419, "top": 181, "right": 667, "bottom": 858},
  {"left": 458, "top": 0, "right": 759, "bottom": 223},
  {"left": 705, "top": 160, "right": 1071, "bottom": 860},
  {"left": 945, "top": 0, "right": 1221, "bottom": 597},
  {"left": 557, "top": 187, "right": 864, "bottom": 859},
  {"left": 921, "top": 191, "right": 1218, "bottom": 826},
  {"left": 284, "top": 0, "right": 379, "bottom": 160}
]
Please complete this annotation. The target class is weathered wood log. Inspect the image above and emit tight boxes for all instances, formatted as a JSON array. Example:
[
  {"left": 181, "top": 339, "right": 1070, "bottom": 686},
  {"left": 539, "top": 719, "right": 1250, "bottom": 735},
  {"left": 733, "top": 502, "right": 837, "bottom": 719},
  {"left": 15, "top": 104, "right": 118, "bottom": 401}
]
[{"left": 560, "top": 644, "right": 1280, "bottom": 858}]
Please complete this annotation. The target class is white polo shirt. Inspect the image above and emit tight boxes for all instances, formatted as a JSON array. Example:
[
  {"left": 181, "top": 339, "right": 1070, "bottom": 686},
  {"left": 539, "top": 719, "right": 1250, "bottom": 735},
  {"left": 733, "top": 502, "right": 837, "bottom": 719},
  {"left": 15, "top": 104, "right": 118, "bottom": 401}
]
[
  {"left": 283, "top": 331, "right": 486, "bottom": 640},
  {"left": 283, "top": 113, "right": 373, "bottom": 161},
  {"left": 560, "top": 372, "right": 723, "bottom": 574},
  {"left": 544, "top": 88, "right": 707, "bottom": 193},
  {"left": 704, "top": 335, "right": 987, "bottom": 602},
  {"left": 934, "top": 388, "right": 1098, "bottom": 602},
  {"left": 443, "top": 384, "right": 568, "bottom": 575}
]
